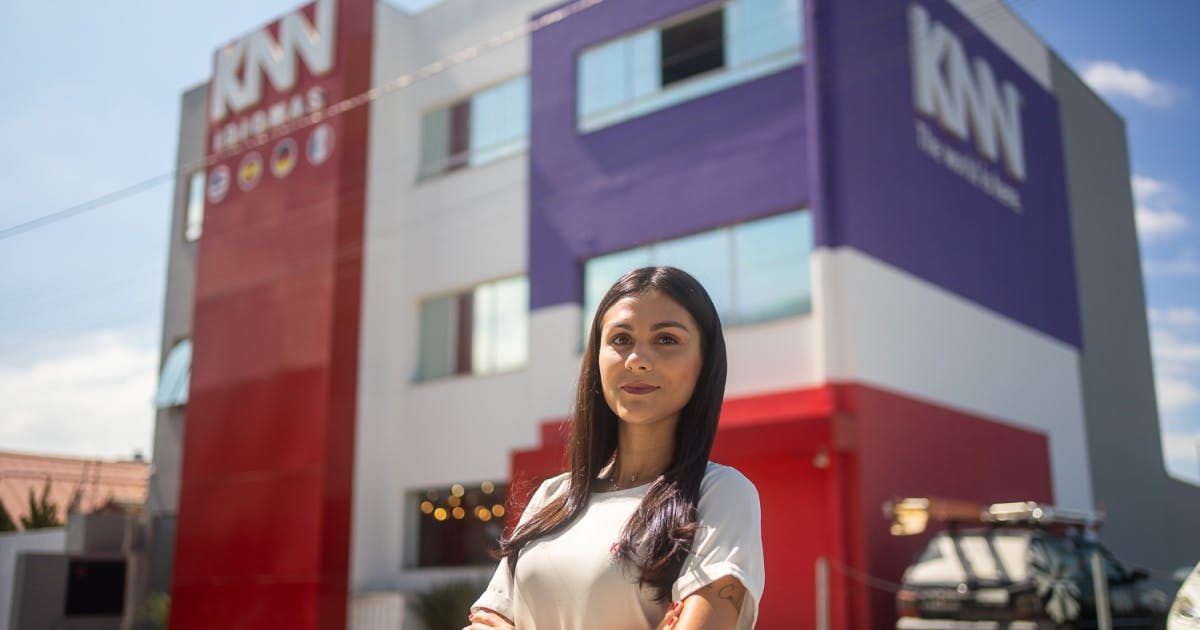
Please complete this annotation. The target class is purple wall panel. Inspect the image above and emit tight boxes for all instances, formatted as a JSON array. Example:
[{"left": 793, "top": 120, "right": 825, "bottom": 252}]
[
  {"left": 529, "top": 0, "right": 810, "bottom": 308},
  {"left": 811, "top": 0, "right": 1081, "bottom": 346}
]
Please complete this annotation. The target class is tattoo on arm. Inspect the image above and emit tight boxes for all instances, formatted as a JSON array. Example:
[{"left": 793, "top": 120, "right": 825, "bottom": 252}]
[{"left": 700, "top": 577, "right": 746, "bottom": 615}]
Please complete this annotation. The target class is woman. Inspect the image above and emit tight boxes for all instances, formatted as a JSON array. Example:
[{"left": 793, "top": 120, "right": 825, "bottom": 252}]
[{"left": 466, "top": 266, "right": 764, "bottom": 630}]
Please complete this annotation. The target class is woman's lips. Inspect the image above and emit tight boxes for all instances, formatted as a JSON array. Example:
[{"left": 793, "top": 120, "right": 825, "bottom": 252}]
[{"left": 621, "top": 384, "right": 659, "bottom": 395}]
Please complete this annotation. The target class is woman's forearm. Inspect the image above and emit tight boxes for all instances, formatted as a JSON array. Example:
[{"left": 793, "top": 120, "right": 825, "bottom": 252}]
[{"left": 659, "top": 575, "right": 746, "bottom": 630}]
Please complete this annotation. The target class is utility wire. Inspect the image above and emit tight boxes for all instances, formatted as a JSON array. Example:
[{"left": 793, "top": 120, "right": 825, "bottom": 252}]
[
  {"left": 0, "top": 0, "right": 1044, "bottom": 243},
  {"left": 0, "top": 0, "right": 604, "bottom": 243}
]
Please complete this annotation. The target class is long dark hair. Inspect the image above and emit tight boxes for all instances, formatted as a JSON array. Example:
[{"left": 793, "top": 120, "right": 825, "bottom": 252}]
[{"left": 498, "top": 266, "right": 728, "bottom": 602}]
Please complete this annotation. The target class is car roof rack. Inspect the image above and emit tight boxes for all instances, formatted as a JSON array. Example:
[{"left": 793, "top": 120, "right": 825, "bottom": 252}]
[{"left": 883, "top": 496, "right": 1105, "bottom": 536}]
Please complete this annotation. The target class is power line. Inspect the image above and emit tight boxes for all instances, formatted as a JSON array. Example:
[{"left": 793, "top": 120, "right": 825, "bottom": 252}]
[
  {"left": 0, "top": 0, "right": 604, "bottom": 243},
  {"left": 0, "top": 0, "right": 1043, "bottom": 244}
]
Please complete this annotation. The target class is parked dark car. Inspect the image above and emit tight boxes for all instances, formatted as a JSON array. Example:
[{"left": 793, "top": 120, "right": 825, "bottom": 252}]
[{"left": 895, "top": 526, "right": 1169, "bottom": 629}]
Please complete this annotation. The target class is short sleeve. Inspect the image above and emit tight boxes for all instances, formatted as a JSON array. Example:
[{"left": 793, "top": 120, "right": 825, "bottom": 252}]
[
  {"left": 671, "top": 464, "right": 765, "bottom": 630},
  {"left": 470, "top": 474, "right": 569, "bottom": 621}
]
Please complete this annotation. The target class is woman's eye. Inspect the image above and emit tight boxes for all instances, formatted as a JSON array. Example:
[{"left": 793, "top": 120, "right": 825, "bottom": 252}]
[
  {"left": 610, "top": 334, "right": 631, "bottom": 345},
  {"left": 657, "top": 335, "right": 679, "bottom": 345}
]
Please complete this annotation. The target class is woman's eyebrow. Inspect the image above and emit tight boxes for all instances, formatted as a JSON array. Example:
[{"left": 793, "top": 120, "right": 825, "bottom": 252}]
[{"left": 607, "top": 320, "right": 690, "bottom": 332}]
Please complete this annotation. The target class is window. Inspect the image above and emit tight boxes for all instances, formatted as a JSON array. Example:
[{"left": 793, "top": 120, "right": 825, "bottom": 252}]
[
  {"left": 661, "top": 10, "right": 725, "bottom": 86},
  {"left": 184, "top": 172, "right": 204, "bottom": 242},
  {"left": 582, "top": 210, "right": 812, "bottom": 335},
  {"left": 65, "top": 560, "right": 126, "bottom": 615},
  {"left": 419, "top": 76, "right": 529, "bottom": 178},
  {"left": 577, "top": 0, "right": 802, "bottom": 132},
  {"left": 417, "top": 276, "right": 529, "bottom": 380},
  {"left": 154, "top": 339, "right": 191, "bottom": 409},
  {"left": 414, "top": 481, "right": 508, "bottom": 567}
]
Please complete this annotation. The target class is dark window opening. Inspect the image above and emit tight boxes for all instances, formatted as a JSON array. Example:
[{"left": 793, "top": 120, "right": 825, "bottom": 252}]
[
  {"left": 416, "top": 483, "right": 509, "bottom": 567},
  {"left": 65, "top": 560, "right": 125, "bottom": 616},
  {"left": 661, "top": 10, "right": 726, "bottom": 86}
]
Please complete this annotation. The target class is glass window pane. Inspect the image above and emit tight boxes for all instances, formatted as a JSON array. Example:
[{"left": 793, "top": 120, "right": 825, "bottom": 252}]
[
  {"left": 418, "top": 296, "right": 457, "bottom": 380},
  {"left": 416, "top": 483, "right": 508, "bottom": 567},
  {"left": 653, "top": 229, "right": 732, "bottom": 321},
  {"left": 471, "top": 283, "right": 496, "bottom": 374},
  {"left": 733, "top": 211, "right": 812, "bottom": 323},
  {"left": 419, "top": 107, "right": 451, "bottom": 177},
  {"left": 628, "top": 30, "right": 661, "bottom": 101},
  {"left": 491, "top": 276, "right": 529, "bottom": 372},
  {"left": 185, "top": 173, "right": 204, "bottom": 242},
  {"left": 154, "top": 339, "right": 192, "bottom": 408},
  {"left": 470, "top": 86, "right": 501, "bottom": 161},
  {"left": 583, "top": 247, "right": 653, "bottom": 337},
  {"left": 470, "top": 76, "right": 529, "bottom": 166},
  {"left": 510, "top": 75, "right": 530, "bottom": 150},
  {"left": 726, "top": 0, "right": 802, "bottom": 67},
  {"left": 578, "top": 39, "right": 628, "bottom": 119}
]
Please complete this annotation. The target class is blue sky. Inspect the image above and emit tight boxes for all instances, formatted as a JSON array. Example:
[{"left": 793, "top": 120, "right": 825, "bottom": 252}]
[{"left": 0, "top": 1, "right": 1196, "bottom": 483}]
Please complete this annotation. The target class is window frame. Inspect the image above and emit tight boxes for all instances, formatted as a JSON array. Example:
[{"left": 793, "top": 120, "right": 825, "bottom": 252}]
[
  {"left": 417, "top": 74, "right": 531, "bottom": 181},
  {"left": 414, "top": 275, "right": 530, "bottom": 383},
  {"left": 184, "top": 171, "right": 205, "bottom": 242},
  {"left": 409, "top": 481, "right": 510, "bottom": 568},
  {"left": 580, "top": 209, "right": 814, "bottom": 340},
  {"left": 575, "top": 0, "right": 803, "bottom": 133}
]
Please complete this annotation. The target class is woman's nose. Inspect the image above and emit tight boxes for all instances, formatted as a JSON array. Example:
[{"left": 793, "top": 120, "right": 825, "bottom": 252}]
[{"left": 625, "top": 346, "right": 651, "bottom": 371}]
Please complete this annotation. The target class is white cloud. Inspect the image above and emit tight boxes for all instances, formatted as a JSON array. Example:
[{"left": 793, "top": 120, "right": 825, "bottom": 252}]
[
  {"left": 1136, "top": 207, "right": 1189, "bottom": 241},
  {"left": 1082, "top": 61, "right": 1176, "bottom": 107},
  {"left": 1132, "top": 175, "right": 1168, "bottom": 199},
  {"left": 1131, "top": 175, "right": 1188, "bottom": 242},
  {"left": 1149, "top": 306, "right": 1200, "bottom": 330},
  {"left": 1150, "top": 324, "right": 1200, "bottom": 418},
  {"left": 1151, "top": 329, "right": 1200, "bottom": 365},
  {"left": 1162, "top": 431, "right": 1200, "bottom": 483},
  {"left": 1157, "top": 377, "right": 1200, "bottom": 414},
  {"left": 0, "top": 332, "right": 157, "bottom": 460}
]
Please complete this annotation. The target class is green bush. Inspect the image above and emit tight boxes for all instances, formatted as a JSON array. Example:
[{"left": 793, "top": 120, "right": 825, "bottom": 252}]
[
  {"left": 408, "top": 578, "right": 490, "bottom": 630},
  {"left": 140, "top": 591, "right": 170, "bottom": 629}
]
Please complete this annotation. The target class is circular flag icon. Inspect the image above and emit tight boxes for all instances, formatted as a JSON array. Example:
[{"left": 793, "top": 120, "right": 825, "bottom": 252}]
[
  {"left": 238, "top": 152, "right": 263, "bottom": 191},
  {"left": 307, "top": 124, "right": 334, "bottom": 165},
  {"left": 207, "top": 165, "right": 230, "bottom": 204},
  {"left": 271, "top": 138, "right": 298, "bottom": 178}
]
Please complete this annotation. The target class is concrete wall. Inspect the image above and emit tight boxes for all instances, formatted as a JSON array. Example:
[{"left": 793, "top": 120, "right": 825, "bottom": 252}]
[
  {"left": 815, "top": 248, "right": 1094, "bottom": 510},
  {"left": 10, "top": 553, "right": 123, "bottom": 630},
  {"left": 142, "top": 81, "right": 207, "bottom": 619},
  {"left": 353, "top": 0, "right": 560, "bottom": 594},
  {"left": 147, "top": 82, "right": 206, "bottom": 521},
  {"left": 1053, "top": 52, "right": 1200, "bottom": 587},
  {"left": 354, "top": 0, "right": 827, "bottom": 598},
  {"left": 0, "top": 528, "right": 65, "bottom": 630}
]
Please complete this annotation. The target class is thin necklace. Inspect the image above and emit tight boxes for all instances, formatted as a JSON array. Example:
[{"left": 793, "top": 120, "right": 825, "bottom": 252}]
[{"left": 607, "top": 457, "right": 659, "bottom": 490}]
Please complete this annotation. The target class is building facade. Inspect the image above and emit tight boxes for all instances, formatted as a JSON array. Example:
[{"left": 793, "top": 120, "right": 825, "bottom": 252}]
[{"left": 150, "top": 0, "right": 1200, "bottom": 627}]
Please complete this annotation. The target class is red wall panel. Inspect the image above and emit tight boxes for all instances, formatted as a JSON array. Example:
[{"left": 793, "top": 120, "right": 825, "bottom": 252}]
[
  {"left": 171, "top": 1, "right": 374, "bottom": 627},
  {"left": 846, "top": 382, "right": 1054, "bottom": 630}
]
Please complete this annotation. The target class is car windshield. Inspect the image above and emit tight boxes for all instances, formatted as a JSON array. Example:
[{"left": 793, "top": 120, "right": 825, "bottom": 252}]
[{"left": 907, "top": 532, "right": 1029, "bottom": 584}]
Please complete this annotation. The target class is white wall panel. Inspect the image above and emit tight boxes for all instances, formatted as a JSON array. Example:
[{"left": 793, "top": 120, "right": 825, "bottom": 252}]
[
  {"left": 814, "top": 247, "right": 1094, "bottom": 510},
  {"left": 353, "top": 0, "right": 559, "bottom": 594}
]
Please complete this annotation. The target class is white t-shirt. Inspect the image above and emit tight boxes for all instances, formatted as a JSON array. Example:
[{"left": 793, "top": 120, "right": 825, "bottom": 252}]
[{"left": 471, "top": 462, "right": 764, "bottom": 630}]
